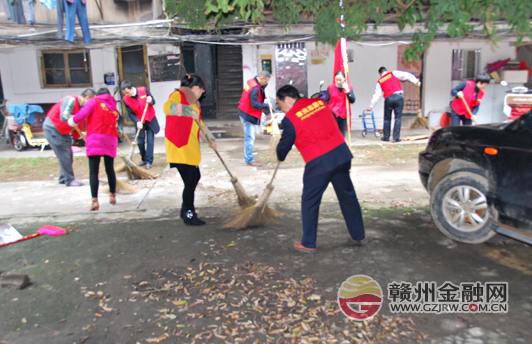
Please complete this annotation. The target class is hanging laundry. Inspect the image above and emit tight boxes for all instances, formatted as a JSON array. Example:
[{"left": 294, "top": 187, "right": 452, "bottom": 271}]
[
  {"left": 64, "top": 0, "right": 92, "bottom": 44},
  {"left": 3, "top": 0, "right": 27, "bottom": 24},
  {"left": 40, "top": 0, "right": 56, "bottom": 10},
  {"left": 57, "top": 0, "right": 64, "bottom": 38},
  {"left": 27, "top": 0, "right": 36, "bottom": 24}
]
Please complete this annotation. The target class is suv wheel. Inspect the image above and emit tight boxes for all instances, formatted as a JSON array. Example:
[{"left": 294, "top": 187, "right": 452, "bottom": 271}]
[{"left": 430, "top": 171, "right": 497, "bottom": 244}]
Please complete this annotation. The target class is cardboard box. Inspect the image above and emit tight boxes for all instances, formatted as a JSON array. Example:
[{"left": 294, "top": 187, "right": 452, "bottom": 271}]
[{"left": 500, "top": 70, "right": 528, "bottom": 84}]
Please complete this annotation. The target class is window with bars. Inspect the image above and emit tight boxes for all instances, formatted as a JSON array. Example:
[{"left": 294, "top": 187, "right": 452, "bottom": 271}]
[
  {"left": 41, "top": 50, "right": 92, "bottom": 88},
  {"left": 452, "top": 49, "right": 481, "bottom": 81}
]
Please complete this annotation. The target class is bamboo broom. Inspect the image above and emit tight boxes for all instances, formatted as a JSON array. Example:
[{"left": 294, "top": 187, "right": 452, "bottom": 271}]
[
  {"left": 223, "top": 161, "right": 282, "bottom": 229},
  {"left": 410, "top": 86, "right": 429, "bottom": 129},
  {"left": 194, "top": 119, "right": 255, "bottom": 207},
  {"left": 265, "top": 89, "right": 281, "bottom": 153}
]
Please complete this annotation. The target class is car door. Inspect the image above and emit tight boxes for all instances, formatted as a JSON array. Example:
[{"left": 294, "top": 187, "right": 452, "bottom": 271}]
[{"left": 494, "top": 113, "right": 532, "bottom": 225}]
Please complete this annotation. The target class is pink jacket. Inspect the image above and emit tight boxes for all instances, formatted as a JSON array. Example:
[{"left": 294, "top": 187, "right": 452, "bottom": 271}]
[{"left": 73, "top": 94, "right": 118, "bottom": 158}]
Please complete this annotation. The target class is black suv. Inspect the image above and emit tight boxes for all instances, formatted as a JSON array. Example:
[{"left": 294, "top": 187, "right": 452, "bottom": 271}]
[{"left": 419, "top": 111, "right": 532, "bottom": 244}]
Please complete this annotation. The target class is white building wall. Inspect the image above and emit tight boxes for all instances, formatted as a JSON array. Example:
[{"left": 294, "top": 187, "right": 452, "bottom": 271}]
[
  {"left": 0, "top": 46, "right": 117, "bottom": 104},
  {"left": 146, "top": 44, "right": 182, "bottom": 134},
  {"left": 424, "top": 40, "right": 516, "bottom": 125}
]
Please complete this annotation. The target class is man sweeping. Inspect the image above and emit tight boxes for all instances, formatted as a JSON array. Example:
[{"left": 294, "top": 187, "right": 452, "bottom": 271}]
[
  {"left": 366, "top": 67, "right": 420, "bottom": 143},
  {"left": 276, "top": 85, "right": 366, "bottom": 254},
  {"left": 43, "top": 89, "right": 96, "bottom": 187},
  {"left": 121, "top": 80, "right": 160, "bottom": 170},
  {"left": 238, "top": 70, "right": 272, "bottom": 167},
  {"left": 449, "top": 73, "right": 490, "bottom": 125}
]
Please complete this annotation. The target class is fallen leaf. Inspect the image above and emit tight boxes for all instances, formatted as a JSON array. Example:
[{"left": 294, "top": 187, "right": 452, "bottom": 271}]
[
  {"left": 123, "top": 275, "right": 132, "bottom": 279},
  {"left": 146, "top": 334, "right": 168, "bottom": 342}
]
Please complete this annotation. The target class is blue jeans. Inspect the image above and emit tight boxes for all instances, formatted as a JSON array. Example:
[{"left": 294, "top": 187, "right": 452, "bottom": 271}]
[
  {"left": 301, "top": 161, "right": 365, "bottom": 249},
  {"left": 64, "top": 0, "right": 92, "bottom": 43},
  {"left": 450, "top": 109, "right": 472, "bottom": 126},
  {"left": 240, "top": 116, "right": 256, "bottom": 163},
  {"left": 137, "top": 124, "right": 154, "bottom": 164},
  {"left": 383, "top": 93, "right": 404, "bottom": 141}
]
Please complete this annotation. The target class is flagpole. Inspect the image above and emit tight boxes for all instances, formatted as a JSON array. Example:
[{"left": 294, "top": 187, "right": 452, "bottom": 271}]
[
  {"left": 341, "top": 37, "right": 351, "bottom": 150},
  {"left": 338, "top": 1, "right": 351, "bottom": 149}
]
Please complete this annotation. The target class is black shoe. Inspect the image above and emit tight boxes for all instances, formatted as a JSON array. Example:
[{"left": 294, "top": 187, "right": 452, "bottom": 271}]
[
  {"left": 137, "top": 161, "right": 147, "bottom": 167},
  {"left": 393, "top": 139, "right": 402, "bottom": 143},
  {"left": 183, "top": 210, "right": 206, "bottom": 226},
  {"left": 146, "top": 163, "right": 152, "bottom": 170},
  {"left": 381, "top": 137, "right": 389, "bottom": 142}
]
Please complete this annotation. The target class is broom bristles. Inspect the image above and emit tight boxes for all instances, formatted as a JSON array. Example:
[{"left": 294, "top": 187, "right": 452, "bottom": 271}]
[
  {"left": 269, "top": 132, "right": 281, "bottom": 153},
  {"left": 99, "top": 180, "right": 139, "bottom": 194},
  {"left": 223, "top": 204, "right": 281, "bottom": 229},
  {"left": 231, "top": 178, "right": 256, "bottom": 206},
  {"left": 115, "top": 162, "right": 127, "bottom": 173},
  {"left": 126, "top": 165, "right": 156, "bottom": 180}
]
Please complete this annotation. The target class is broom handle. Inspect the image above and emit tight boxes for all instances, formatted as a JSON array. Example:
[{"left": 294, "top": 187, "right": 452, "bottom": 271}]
[
  {"left": 268, "top": 161, "right": 281, "bottom": 187},
  {"left": 129, "top": 102, "right": 150, "bottom": 159},
  {"left": 264, "top": 89, "right": 280, "bottom": 134},
  {"left": 0, "top": 233, "right": 41, "bottom": 248},
  {"left": 194, "top": 118, "right": 235, "bottom": 180},
  {"left": 417, "top": 86, "right": 423, "bottom": 118},
  {"left": 458, "top": 95, "right": 477, "bottom": 125}
]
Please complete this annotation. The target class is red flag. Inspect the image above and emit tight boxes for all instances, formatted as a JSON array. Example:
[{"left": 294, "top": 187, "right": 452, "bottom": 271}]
[{"left": 333, "top": 40, "right": 344, "bottom": 83}]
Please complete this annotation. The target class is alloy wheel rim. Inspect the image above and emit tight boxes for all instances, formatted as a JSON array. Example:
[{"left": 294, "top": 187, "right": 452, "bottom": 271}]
[{"left": 442, "top": 185, "right": 489, "bottom": 232}]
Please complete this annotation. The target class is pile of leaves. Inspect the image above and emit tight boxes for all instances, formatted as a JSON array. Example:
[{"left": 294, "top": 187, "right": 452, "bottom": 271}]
[{"left": 130, "top": 261, "right": 423, "bottom": 343}]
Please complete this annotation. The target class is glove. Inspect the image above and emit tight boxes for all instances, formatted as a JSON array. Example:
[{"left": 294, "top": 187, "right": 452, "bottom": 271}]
[
  {"left": 137, "top": 122, "right": 143, "bottom": 129},
  {"left": 68, "top": 117, "right": 76, "bottom": 127}
]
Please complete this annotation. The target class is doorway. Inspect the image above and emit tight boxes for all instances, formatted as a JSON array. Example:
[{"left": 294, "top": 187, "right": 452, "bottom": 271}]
[
  {"left": 215, "top": 45, "right": 243, "bottom": 119},
  {"left": 117, "top": 45, "right": 149, "bottom": 125}
]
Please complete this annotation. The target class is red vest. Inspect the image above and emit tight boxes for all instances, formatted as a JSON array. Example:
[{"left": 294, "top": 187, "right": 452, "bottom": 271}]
[
  {"left": 165, "top": 90, "right": 201, "bottom": 148},
  {"left": 123, "top": 86, "right": 156, "bottom": 123},
  {"left": 47, "top": 95, "right": 83, "bottom": 139},
  {"left": 327, "top": 84, "right": 353, "bottom": 119},
  {"left": 378, "top": 72, "right": 403, "bottom": 98},
  {"left": 86, "top": 98, "right": 118, "bottom": 137},
  {"left": 238, "top": 78, "right": 264, "bottom": 120},
  {"left": 285, "top": 98, "right": 345, "bottom": 163},
  {"left": 451, "top": 80, "right": 485, "bottom": 119}
]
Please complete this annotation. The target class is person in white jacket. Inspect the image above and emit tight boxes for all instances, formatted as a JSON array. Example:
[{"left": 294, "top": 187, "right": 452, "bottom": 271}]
[{"left": 366, "top": 67, "right": 420, "bottom": 143}]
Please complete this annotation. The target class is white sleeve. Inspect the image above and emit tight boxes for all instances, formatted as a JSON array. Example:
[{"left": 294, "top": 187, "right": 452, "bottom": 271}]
[
  {"left": 369, "top": 83, "right": 383, "bottom": 109},
  {"left": 393, "top": 71, "right": 419, "bottom": 84}
]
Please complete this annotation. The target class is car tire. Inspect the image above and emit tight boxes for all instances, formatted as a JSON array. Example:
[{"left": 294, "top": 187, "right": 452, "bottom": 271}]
[{"left": 430, "top": 171, "right": 497, "bottom": 244}]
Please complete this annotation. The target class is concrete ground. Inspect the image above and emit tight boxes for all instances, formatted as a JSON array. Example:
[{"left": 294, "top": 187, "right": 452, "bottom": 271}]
[{"left": 1, "top": 122, "right": 531, "bottom": 344}]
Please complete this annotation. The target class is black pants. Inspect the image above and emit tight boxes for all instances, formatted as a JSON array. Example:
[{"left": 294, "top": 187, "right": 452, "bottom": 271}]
[
  {"left": 301, "top": 161, "right": 365, "bottom": 248},
  {"left": 336, "top": 116, "right": 347, "bottom": 138},
  {"left": 88, "top": 155, "right": 116, "bottom": 198},
  {"left": 450, "top": 108, "right": 473, "bottom": 126},
  {"left": 383, "top": 93, "right": 404, "bottom": 141},
  {"left": 171, "top": 163, "right": 201, "bottom": 211}
]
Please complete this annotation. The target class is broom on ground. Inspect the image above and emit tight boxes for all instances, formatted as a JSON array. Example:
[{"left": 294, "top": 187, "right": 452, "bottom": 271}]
[
  {"left": 114, "top": 128, "right": 132, "bottom": 173},
  {"left": 115, "top": 103, "right": 156, "bottom": 179},
  {"left": 195, "top": 119, "right": 255, "bottom": 207},
  {"left": 223, "top": 161, "right": 282, "bottom": 229},
  {"left": 410, "top": 86, "right": 429, "bottom": 129}
]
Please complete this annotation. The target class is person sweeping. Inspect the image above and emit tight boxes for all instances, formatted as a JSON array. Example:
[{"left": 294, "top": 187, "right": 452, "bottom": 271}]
[
  {"left": 68, "top": 88, "right": 119, "bottom": 211},
  {"left": 449, "top": 73, "right": 490, "bottom": 125},
  {"left": 275, "top": 85, "right": 366, "bottom": 254},
  {"left": 163, "top": 74, "right": 217, "bottom": 226}
]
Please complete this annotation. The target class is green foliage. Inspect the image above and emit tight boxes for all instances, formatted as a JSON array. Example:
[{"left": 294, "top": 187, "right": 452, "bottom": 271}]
[{"left": 165, "top": 0, "right": 532, "bottom": 61}]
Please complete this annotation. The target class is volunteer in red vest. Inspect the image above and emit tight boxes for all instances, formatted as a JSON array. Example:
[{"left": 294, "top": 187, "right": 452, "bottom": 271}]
[
  {"left": 121, "top": 80, "right": 160, "bottom": 170},
  {"left": 366, "top": 67, "right": 420, "bottom": 143},
  {"left": 68, "top": 88, "right": 119, "bottom": 211},
  {"left": 276, "top": 85, "right": 366, "bottom": 254},
  {"left": 238, "top": 70, "right": 272, "bottom": 167},
  {"left": 450, "top": 73, "right": 490, "bottom": 126},
  {"left": 325, "top": 70, "right": 355, "bottom": 137},
  {"left": 164, "top": 74, "right": 217, "bottom": 226},
  {"left": 43, "top": 89, "right": 95, "bottom": 187}
]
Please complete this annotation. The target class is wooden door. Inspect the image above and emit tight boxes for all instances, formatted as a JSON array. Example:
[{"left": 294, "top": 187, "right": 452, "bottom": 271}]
[
  {"left": 216, "top": 45, "right": 243, "bottom": 119},
  {"left": 117, "top": 45, "right": 149, "bottom": 125}
]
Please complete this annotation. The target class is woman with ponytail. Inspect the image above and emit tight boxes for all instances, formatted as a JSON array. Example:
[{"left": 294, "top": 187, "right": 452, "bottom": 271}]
[{"left": 163, "top": 74, "right": 217, "bottom": 226}]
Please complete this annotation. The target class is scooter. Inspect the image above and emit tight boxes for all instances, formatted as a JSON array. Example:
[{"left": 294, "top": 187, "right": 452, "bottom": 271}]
[
  {"left": 310, "top": 80, "right": 327, "bottom": 99},
  {"left": 7, "top": 104, "right": 48, "bottom": 151},
  {"left": 500, "top": 81, "right": 532, "bottom": 120}
]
